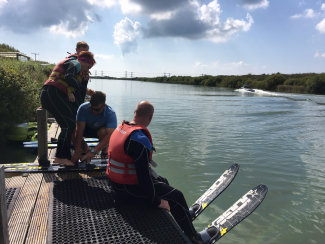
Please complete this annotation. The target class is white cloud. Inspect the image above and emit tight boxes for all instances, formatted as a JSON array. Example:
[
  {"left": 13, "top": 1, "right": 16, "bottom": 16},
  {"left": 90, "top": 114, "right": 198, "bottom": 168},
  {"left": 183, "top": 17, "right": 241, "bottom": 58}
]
[
  {"left": 192, "top": 60, "right": 249, "bottom": 70},
  {"left": 113, "top": 17, "right": 141, "bottom": 56},
  {"left": 205, "top": 13, "right": 254, "bottom": 42},
  {"left": 150, "top": 11, "right": 176, "bottom": 20},
  {"left": 87, "top": 0, "right": 117, "bottom": 8},
  {"left": 262, "top": 65, "right": 266, "bottom": 69},
  {"left": 221, "top": 61, "right": 248, "bottom": 70},
  {"left": 194, "top": 61, "right": 208, "bottom": 69},
  {"left": 291, "top": 9, "right": 319, "bottom": 19},
  {"left": 94, "top": 54, "right": 114, "bottom": 59},
  {"left": 314, "top": 50, "right": 325, "bottom": 57},
  {"left": 142, "top": 0, "right": 254, "bottom": 43},
  {"left": 119, "top": 0, "right": 142, "bottom": 14},
  {"left": 200, "top": 0, "right": 222, "bottom": 25},
  {"left": 322, "top": 4, "right": 325, "bottom": 11},
  {"left": 299, "top": 0, "right": 306, "bottom": 7},
  {"left": 0, "top": 0, "right": 7, "bottom": 10},
  {"left": 49, "top": 21, "right": 88, "bottom": 38},
  {"left": 316, "top": 18, "right": 325, "bottom": 32},
  {"left": 242, "top": 0, "right": 269, "bottom": 10}
]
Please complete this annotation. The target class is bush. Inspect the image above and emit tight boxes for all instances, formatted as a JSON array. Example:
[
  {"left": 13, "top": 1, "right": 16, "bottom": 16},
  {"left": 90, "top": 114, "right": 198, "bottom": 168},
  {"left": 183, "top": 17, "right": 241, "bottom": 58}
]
[
  {"left": 306, "top": 74, "right": 325, "bottom": 94},
  {"left": 0, "top": 58, "right": 54, "bottom": 140},
  {"left": 219, "top": 76, "right": 242, "bottom": 88},
  {"left": 284, "top": 77, "right": 307, "bottom": 86},
  {"left": 264, "top": 73, "right": 286, "bottom": 90}
]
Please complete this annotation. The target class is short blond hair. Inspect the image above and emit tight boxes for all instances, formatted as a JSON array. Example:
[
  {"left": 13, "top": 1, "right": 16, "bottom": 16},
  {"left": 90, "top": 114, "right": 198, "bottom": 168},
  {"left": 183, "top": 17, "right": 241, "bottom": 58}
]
[{"left": 76, "top": 41, "right": 89, "bottom": 49}]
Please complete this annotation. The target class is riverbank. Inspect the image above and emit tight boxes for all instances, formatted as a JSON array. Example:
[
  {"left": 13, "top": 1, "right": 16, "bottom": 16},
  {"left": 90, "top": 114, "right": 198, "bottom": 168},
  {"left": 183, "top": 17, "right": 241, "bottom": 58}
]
[{"left": 91, "top": 72, "right": 325, "bottom": 94}]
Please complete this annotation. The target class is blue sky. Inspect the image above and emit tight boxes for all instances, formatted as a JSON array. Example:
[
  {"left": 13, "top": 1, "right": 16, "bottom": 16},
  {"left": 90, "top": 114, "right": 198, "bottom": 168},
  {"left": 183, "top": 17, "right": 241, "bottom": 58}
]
[{"left": 0, "top": 0, "right": 325, "bottom": 77}]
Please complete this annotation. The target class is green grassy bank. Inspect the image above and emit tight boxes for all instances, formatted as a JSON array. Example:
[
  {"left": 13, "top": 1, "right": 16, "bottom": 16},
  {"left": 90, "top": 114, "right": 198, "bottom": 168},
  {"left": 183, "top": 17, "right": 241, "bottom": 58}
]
[
  {"left": 135, "top": 73, "right": 325, "bottom": 94},
  {"left": 0, "top": 58, "right": 54, "bottom": 142}
]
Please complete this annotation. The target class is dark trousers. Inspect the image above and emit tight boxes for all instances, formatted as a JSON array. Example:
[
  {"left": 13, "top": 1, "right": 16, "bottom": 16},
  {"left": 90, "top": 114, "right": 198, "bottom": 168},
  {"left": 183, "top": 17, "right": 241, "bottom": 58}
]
[
  {"left": 40, "top": 85, "right": 76, "bottom": 159},
  {"left": 112, "top": 175, "right": 197, "bottom": 237}
]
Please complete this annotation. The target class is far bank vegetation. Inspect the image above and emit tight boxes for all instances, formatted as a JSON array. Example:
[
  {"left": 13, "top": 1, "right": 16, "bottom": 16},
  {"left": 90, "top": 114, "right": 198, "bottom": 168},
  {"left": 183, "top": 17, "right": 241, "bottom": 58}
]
[{"left": 137, "top": 73, "right": 325, "bottom": 94}]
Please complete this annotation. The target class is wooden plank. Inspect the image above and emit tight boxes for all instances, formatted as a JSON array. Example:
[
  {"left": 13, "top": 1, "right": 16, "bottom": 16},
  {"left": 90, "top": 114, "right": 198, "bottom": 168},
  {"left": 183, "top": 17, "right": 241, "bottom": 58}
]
[
  {"left": 5, "top": 178, "right": 11, "bottom": 188},
  {"left": 5, "top": 175, "right": 27, "bottom": 189},
  {"left": 37, "top": 109, "right": 48, "bottom": 163},
  {"left": 48, "top": 123, "right": 59, "bottom": 160},
  {"left": 8, "top": 174, "right": 43, "bottom": 244},
  {"left": 25, "top": 176, "right": 50, "bottom": 244},
  {"left": 0, "top": 165, "right": 9, "bottom": 244}
]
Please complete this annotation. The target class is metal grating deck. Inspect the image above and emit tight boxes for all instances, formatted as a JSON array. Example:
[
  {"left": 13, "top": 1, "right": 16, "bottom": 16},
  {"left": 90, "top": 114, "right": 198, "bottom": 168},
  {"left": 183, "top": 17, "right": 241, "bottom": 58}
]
[
  {"left": 6, "top": 187, "right": 20, "bottom": 219},
  {"left": 47, "top": 177, "right": 191, "bottom": 244}
]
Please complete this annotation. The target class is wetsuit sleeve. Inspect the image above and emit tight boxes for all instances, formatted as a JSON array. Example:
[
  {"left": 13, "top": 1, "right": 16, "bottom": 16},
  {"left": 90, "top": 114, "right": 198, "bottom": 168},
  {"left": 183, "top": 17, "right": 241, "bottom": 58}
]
[
  {"left": 62, "top": 60, "right": 87, "bottom": 94},
  {"left": 124, "top": 130, "right": 161, "bottom": 207}
]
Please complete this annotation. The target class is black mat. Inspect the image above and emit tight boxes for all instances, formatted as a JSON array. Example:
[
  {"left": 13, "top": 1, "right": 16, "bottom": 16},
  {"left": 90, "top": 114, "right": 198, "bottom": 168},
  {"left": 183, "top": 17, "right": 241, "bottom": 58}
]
[
  {"left": 6, "top": 187, "right": 20, "bottom": 219},
  {"left": 47, "top": 177, "right": 191, "bottom": 244}
]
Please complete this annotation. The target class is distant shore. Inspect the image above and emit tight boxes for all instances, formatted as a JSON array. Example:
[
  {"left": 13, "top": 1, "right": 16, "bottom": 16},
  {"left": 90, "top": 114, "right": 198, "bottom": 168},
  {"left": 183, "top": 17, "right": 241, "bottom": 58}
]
[{"left": 90, "top": 72, "right": 325, "bottom": 95}]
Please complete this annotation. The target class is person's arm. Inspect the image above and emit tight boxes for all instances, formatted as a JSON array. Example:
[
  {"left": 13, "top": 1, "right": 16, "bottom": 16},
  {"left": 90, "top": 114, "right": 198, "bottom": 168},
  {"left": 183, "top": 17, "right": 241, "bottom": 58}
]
[
  {"left": 71, "top": 121, "right": 86, "bottom": 163},
  {"left": 62, "top": 60, "right": 87, "bottom": 94},
  {"left": 126, "top": 132, "right": 161, "bottom": 207}
]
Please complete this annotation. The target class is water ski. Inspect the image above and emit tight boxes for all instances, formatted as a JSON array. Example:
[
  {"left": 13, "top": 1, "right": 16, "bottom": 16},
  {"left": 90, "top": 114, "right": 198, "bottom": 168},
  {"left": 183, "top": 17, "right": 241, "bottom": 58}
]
[
  {"left": 190, "top": 163, "right": 239, "bottom": 221},
  {"left": 198, "top": 184, "right": 268, "bottom": 243},
  {"left": 3, "top": 158, "right": 108, "bottom": 168},
  {"left": 23, "top": 137, "right": 99, "bottom": 145},
  {"left": 24, "top": 142, "right": 98, "bottom": 150},
  {"left": 4, "top": 159, "right": 108, "bottom": 173}
]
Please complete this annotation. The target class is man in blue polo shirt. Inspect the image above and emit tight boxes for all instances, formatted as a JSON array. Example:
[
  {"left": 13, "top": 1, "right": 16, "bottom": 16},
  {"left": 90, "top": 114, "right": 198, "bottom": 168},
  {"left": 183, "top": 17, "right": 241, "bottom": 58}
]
[{"left": 71, "top": 91, "right": 117, "bottom": 163}]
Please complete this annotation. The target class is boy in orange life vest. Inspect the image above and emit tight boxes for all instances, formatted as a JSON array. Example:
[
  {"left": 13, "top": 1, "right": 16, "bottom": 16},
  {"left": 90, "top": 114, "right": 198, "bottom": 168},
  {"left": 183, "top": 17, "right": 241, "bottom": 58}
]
[{"left": 106, "top": 101, "right": 204, "bottom": 244}]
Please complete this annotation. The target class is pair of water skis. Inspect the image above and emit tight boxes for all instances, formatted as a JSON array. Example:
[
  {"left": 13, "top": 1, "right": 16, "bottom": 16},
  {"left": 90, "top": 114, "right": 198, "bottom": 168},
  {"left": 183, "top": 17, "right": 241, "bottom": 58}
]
[
  {"left": 3, "top": 162, "right": 268, "bottom": 243},
  {"left": 4, "top": 158, "right": 108, "bottom": 173},
  {"left": 23, "top": 138, "right": 99, "bottom": 151}
]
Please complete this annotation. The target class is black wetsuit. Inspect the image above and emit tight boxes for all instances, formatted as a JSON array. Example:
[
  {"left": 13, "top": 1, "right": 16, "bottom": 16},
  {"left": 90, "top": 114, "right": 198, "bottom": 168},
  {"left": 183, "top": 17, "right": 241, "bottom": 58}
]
[
  {"left": 111, "top": 123, "right": 198, "bottom": 238},
  {"left": 40, "top": 60, "right": 86, "bottom": 159}
]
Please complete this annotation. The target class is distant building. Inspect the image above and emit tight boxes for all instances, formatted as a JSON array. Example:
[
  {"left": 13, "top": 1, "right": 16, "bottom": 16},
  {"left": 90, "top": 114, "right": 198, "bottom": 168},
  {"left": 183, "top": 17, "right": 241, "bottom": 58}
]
[{"left": 0, "top": 52, "right": 31, "bottom": 61}]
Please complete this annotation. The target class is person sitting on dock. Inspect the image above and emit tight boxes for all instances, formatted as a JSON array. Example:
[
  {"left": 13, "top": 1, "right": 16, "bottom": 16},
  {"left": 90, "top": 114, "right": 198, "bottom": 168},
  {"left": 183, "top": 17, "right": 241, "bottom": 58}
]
[
  {"left": 40, "top": 51, "right": 96, "bottom": 166},
  {"left": 106, "top": 101, "right": 204, "bottom": 244},
  {"left": 71, "top": 91, "right": 117, "bottom": 163}
]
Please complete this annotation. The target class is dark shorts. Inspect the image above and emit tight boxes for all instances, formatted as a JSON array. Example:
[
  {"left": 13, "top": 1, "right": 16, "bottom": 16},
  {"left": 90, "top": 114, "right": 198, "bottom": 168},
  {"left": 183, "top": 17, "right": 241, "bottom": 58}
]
[{"left": 83, "top": 124, "right": 100, "bottom": 139}]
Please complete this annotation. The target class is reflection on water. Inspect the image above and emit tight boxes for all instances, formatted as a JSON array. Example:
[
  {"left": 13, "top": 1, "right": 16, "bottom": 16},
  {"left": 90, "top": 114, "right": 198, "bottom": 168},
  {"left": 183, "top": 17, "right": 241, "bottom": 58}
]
[{"left": 3, "top": 79, "right": 325, "bottom": 243}]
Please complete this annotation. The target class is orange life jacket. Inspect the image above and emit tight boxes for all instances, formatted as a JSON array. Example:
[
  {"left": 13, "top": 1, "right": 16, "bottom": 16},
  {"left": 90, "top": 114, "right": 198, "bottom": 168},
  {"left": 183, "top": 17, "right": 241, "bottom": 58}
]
[
  {"left": 106, "top": 121, "right": 153, "bottom": 185},
  {"left": 44, "top": 57, "right": 81, "bottom": 95}
]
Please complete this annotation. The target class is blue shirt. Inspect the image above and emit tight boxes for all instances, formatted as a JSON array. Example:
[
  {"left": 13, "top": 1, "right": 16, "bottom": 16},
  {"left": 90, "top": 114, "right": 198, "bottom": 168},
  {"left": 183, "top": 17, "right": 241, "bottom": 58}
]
[{"left": 77, "top": 102, "right": 117, "bottom": 129}]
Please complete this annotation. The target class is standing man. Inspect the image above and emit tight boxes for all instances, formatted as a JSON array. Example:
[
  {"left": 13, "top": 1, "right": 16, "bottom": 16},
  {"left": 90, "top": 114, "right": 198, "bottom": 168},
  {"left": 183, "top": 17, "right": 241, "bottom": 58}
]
[
  {"left": 106, "top": 101, "right": 204, "bottom": 244},
  {"left": 71, "top": 91, "right": 117, "bottom": 163}
]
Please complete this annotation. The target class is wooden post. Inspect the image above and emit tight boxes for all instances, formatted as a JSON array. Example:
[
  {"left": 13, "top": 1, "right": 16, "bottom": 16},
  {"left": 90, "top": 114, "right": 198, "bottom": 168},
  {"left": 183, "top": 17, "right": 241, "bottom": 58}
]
[
  {"left": 0, "top": 165, "right": 9, "bottom": 244},
  {"left": 37, "top": 109, "right": 48, "bottom": 166}
]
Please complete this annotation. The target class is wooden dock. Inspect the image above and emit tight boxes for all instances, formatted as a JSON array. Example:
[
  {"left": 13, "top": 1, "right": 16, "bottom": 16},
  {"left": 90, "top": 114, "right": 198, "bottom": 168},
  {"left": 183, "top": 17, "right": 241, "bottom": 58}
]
[{"left": 4, "top": 123, "right": 106, "bottom": 244}]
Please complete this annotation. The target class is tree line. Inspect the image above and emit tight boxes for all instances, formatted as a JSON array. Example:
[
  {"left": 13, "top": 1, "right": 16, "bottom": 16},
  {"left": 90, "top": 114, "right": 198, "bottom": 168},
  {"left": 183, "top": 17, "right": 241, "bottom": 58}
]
[{"left": 136, "top": 72, "right": 325, "bottom": 94}]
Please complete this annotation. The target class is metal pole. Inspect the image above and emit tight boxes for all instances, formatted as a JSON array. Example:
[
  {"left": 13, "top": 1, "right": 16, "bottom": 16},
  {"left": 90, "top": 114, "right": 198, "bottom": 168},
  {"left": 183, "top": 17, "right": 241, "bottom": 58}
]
[
  {"left": 37, "top": 109, "right": 49, "bottom": 166},
  {"left": 0, "top": 165, "right": 9, "bottom": 244}
]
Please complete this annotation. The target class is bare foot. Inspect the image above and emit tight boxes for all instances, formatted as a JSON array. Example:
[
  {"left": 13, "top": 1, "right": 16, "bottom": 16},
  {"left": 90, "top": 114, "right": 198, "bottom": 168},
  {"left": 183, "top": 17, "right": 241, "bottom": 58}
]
[{"left": 55, "top": 157, "right": 75, "bottom": 166}]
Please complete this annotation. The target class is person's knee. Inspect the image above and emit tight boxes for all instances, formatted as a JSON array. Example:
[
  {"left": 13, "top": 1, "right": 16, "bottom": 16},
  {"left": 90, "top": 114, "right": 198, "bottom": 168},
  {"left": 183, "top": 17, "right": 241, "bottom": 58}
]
[{"left": 97, "top": 127, "right": 107, "bottom": 139}]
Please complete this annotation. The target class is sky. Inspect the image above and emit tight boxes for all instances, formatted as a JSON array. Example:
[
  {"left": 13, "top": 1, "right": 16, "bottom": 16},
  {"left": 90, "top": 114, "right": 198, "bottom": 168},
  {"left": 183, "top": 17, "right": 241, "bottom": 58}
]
[{"left": 1, "top": 0, "right": 325, "bottom": 78}]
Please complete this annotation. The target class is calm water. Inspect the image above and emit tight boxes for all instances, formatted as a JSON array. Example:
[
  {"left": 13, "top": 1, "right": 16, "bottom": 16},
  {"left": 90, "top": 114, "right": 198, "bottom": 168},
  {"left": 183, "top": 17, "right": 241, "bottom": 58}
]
[{"left": 3, "top": 80, "right": 325, "bottom": 243}]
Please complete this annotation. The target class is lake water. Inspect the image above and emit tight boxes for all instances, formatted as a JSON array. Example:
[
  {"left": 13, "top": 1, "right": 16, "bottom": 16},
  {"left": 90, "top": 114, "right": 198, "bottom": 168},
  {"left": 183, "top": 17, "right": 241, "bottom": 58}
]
[{"left": 3, "top": 79, "right": 325, "bottom": 243}]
